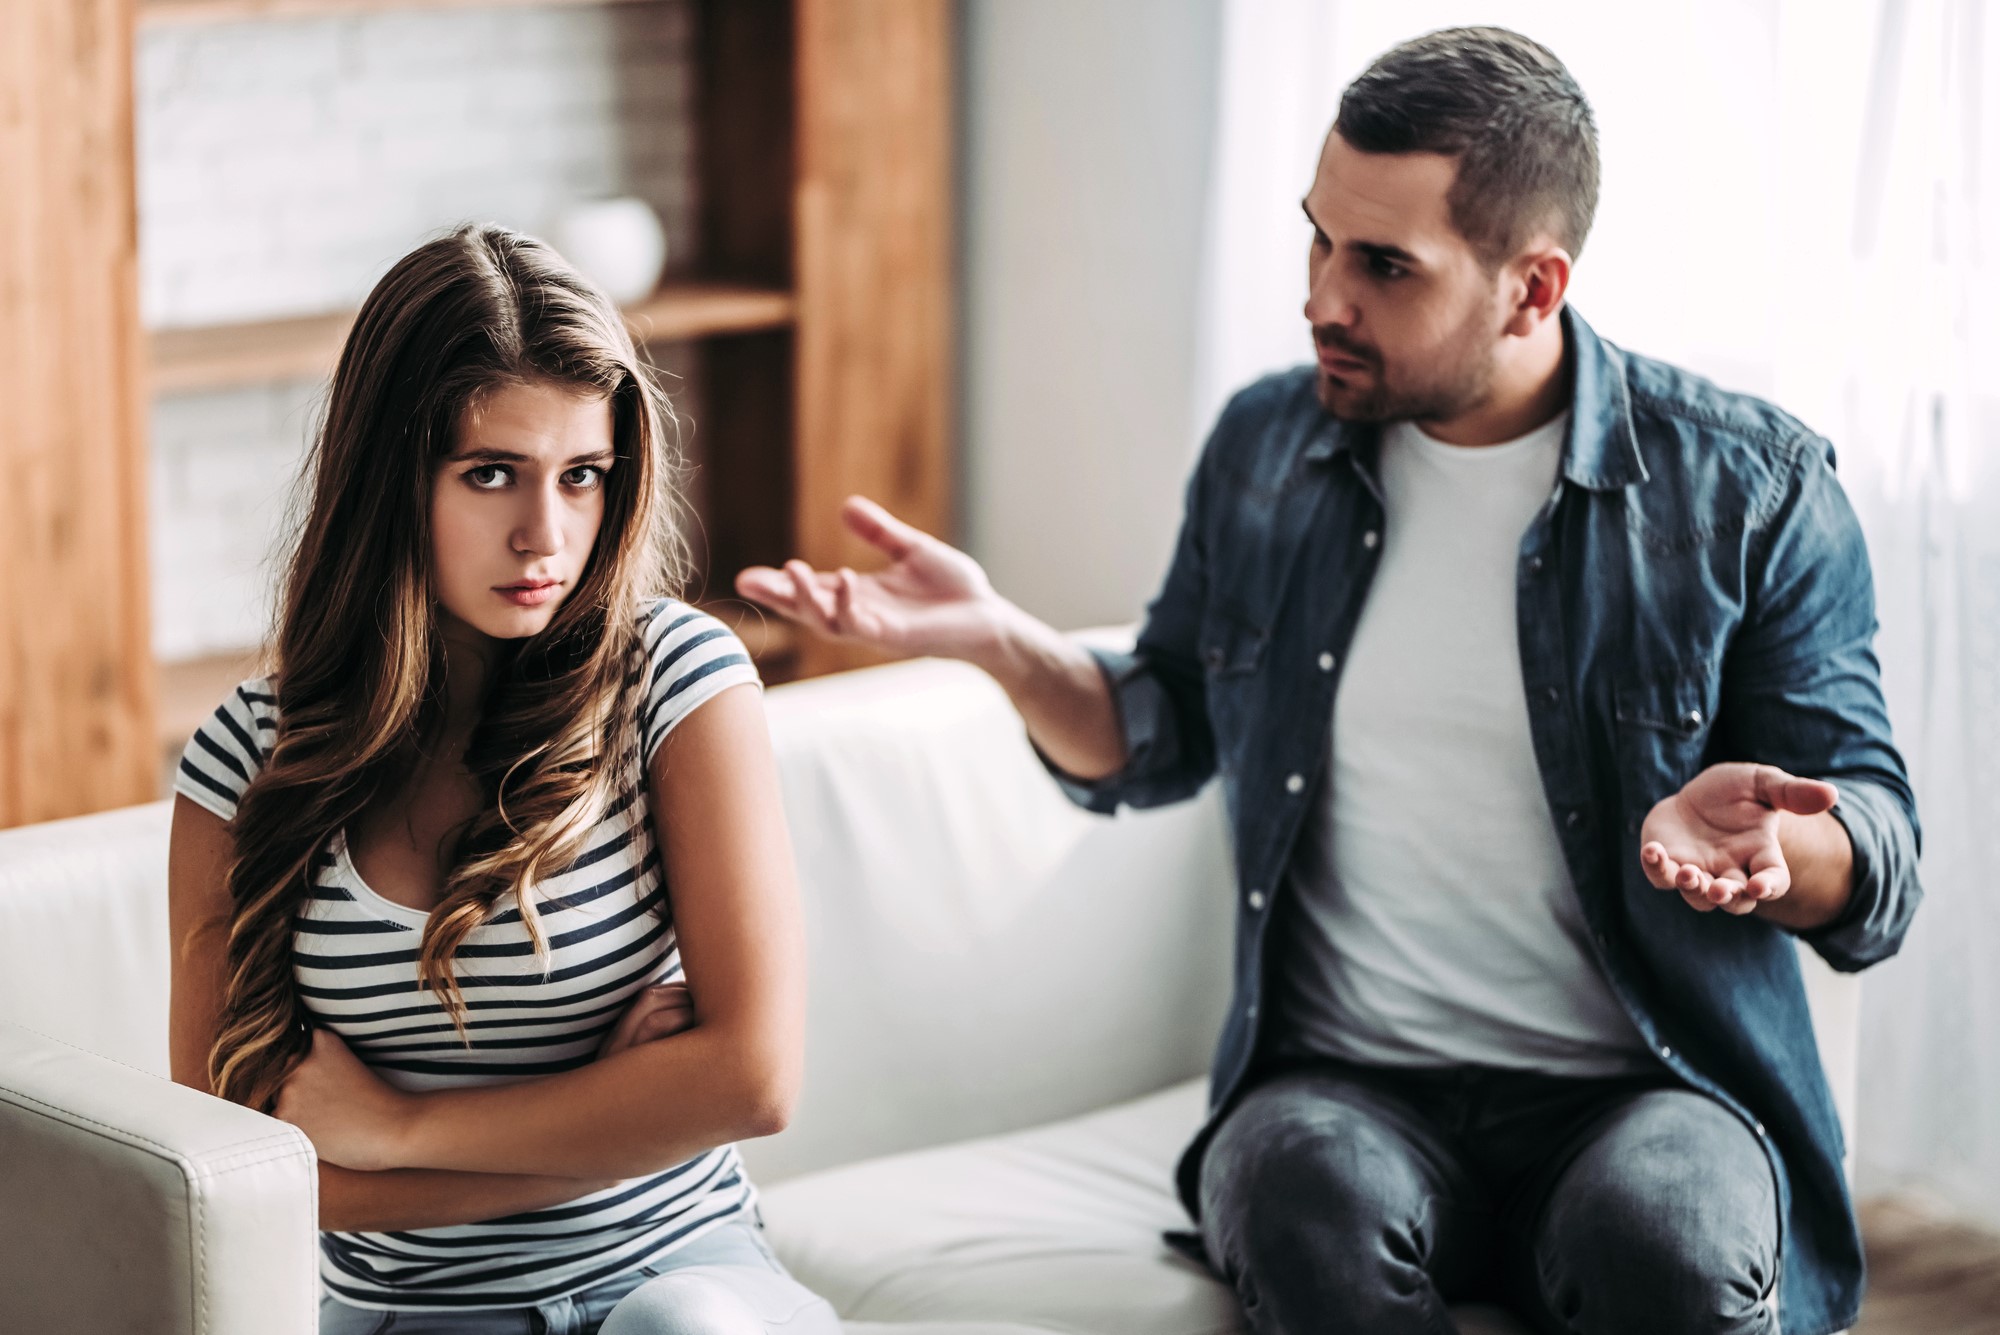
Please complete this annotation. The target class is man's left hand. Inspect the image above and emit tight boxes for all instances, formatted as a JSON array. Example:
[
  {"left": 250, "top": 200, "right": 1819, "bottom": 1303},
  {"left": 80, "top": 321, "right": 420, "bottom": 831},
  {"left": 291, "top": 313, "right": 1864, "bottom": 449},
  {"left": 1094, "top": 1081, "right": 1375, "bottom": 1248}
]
[{"left": 1640, "top": 763, "right": 1839, "bottom": 915}]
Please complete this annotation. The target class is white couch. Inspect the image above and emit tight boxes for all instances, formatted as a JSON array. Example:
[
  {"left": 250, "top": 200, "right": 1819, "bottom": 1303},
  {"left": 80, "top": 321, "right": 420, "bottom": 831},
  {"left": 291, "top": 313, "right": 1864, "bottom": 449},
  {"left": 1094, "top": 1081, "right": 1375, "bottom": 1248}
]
[{"left": 0, "top": 655, "right": 1860, "bottom": 1335}]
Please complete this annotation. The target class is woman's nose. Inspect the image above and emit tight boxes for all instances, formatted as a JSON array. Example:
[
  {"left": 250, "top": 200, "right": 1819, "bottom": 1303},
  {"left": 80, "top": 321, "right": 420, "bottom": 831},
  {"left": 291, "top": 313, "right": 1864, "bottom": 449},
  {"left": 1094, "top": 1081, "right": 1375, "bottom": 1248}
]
[{"left": 512, "top": 485, "right": 565, "bottom": 556}]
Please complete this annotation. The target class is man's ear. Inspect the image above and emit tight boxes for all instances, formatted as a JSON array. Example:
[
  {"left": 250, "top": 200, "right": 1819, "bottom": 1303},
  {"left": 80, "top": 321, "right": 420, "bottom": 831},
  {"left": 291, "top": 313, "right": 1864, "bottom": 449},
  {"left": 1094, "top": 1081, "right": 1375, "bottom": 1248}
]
[{"left": 1502, "top": 244, "right": 1573, "bottom": 337}]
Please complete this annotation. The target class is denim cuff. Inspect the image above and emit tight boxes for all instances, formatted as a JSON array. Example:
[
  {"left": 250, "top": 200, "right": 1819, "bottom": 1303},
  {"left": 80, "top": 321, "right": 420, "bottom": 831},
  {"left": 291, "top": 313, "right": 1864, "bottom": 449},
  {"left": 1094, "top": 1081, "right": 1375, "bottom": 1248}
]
[
  {"left": 1800, "top": 777, "right": 1922, "bottom": 972},
  {"left": 1034, "top": 645, "right": 1157, "bottom": 815}
]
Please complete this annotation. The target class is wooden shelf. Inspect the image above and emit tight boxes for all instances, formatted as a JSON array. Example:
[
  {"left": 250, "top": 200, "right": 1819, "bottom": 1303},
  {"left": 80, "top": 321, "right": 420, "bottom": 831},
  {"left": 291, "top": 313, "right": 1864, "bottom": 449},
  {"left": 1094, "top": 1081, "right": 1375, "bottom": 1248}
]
[
  {"left": 148, "top": 282, "right": 797, "bottom": 396},
  {"left": 140, "top": 0, "right": 656, "bottom": 27},
  {"left": 622, "top": 284, "right": 797, "bottom": 343}
]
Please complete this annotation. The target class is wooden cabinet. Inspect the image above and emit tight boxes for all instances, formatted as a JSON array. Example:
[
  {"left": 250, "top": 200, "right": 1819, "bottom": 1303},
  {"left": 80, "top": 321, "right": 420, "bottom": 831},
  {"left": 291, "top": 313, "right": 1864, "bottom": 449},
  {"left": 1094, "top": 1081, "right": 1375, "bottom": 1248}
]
[{"left": 0, "top": 0, "right": 953, "bottom": 826}]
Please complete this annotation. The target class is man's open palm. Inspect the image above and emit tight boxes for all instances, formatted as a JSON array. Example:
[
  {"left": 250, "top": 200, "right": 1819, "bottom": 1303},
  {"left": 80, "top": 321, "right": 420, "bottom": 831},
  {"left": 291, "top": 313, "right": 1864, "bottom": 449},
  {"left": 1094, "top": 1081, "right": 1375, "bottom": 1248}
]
[
  {"left": 1640, "top": 762, "right": 1839, "bottom": 915},
  {"left": 734, "top": 496, "right": 1006, "bottom": 660}
]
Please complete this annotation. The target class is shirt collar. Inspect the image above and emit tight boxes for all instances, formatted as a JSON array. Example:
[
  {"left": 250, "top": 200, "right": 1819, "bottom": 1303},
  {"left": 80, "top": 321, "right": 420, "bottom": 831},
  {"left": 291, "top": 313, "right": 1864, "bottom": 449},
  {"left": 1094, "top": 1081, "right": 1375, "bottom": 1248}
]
[{"left": 1302, "top": 305, "right": 1647, "bottom": 492}]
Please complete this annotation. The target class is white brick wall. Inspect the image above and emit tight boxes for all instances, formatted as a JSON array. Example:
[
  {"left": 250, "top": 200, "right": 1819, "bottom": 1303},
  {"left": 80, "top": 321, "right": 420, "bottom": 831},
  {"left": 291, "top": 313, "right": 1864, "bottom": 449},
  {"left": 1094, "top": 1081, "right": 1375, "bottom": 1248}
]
[{"left": 139, "top": 0, "right": 698, "bottom": 659}]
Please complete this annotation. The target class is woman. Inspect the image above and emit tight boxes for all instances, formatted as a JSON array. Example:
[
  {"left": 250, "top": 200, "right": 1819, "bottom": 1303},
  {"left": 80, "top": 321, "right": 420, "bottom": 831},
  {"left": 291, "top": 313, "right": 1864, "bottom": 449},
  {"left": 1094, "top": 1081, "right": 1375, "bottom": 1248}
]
[{"left": 167, "top": 224, "right": 836, "bottom": 1334}]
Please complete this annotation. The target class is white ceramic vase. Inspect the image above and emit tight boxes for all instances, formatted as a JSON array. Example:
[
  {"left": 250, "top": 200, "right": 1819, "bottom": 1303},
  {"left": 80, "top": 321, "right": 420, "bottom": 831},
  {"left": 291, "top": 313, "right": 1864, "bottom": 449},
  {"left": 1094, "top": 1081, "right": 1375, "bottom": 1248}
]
[{"left": 549, "top": 197, "right": 669, "bottom": 307}]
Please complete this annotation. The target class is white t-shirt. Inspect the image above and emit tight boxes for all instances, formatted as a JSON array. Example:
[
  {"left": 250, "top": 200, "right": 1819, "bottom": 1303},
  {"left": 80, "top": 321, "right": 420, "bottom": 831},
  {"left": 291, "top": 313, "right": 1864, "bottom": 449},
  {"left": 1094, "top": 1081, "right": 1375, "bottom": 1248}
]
[{"left": 1270, "top": 412, "right": 1655, "bottom": 1075}]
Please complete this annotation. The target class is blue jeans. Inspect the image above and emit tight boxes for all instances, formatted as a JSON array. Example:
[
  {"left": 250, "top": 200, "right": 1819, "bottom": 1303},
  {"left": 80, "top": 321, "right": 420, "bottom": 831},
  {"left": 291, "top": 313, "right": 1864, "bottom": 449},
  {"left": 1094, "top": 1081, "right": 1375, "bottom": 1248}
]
[
  {"left": 317, "top": 1219, "right": 841, "bottom": 1335},
  {"left": 1197, "top": 1062, "right": 1780, "bottom": 1335}
]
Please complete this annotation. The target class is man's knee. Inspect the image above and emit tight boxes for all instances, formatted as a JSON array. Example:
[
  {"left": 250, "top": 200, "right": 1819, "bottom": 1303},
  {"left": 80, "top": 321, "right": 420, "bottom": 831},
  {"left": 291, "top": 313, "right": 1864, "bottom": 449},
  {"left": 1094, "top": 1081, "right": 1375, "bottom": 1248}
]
[
  {"left": 1199, "top": 1074, "right": 1456, "bottom": 1329},
  {"left": 599, "top": 1273, "right": 766, "bottom": 1335},
  {"left": 1537, "top": 1092, "right": 1778, "bottom": 1335}
]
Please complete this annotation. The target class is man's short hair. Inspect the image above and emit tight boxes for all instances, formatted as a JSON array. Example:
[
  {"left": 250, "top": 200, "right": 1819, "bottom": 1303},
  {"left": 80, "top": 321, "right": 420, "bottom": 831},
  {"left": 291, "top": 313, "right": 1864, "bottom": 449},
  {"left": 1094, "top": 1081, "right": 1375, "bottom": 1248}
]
[{"left": 1335, "top": 27, "right": 1600, "bottom": 267}]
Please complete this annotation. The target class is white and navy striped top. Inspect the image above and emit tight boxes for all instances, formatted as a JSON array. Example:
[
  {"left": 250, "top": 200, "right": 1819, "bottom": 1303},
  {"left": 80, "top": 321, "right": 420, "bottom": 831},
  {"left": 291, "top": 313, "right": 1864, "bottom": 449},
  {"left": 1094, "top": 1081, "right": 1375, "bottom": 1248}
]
[{"left": 175, "top": 600, "right": 763, "bottom": 1312}]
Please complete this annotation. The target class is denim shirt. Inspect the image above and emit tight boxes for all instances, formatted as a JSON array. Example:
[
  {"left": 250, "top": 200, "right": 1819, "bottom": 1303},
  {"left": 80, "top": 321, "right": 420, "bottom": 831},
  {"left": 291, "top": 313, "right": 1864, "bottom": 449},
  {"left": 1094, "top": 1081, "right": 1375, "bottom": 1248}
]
[{"left": 1050, "top": 308, "right": 1921, "bottom": 1335}]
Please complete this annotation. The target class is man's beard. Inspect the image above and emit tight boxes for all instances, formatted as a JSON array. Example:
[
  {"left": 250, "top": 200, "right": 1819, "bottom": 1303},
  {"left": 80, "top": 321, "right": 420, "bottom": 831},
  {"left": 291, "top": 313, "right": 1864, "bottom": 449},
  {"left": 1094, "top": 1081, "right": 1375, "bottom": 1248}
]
[{"left": 1312, "top": 311, "right": 1499, "bottom": 425}]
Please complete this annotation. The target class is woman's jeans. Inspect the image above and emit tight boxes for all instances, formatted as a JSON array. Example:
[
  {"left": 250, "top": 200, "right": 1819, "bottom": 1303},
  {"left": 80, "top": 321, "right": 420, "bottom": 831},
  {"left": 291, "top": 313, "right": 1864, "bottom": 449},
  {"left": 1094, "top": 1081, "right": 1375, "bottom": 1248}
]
[
  {"left": 318, "top": 1218, "right": 841, "bottom": 1335},
  {"left": 1197, "top": 1060, "right": 1781, "bottom": 1335}
]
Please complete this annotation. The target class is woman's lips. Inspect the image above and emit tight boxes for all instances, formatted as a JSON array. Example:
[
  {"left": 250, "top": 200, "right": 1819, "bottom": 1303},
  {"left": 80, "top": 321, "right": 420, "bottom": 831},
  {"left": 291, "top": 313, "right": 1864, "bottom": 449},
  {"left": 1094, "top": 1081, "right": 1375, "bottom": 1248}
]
[{"left": 496, "top": 581, "right": 561, "bottom": 607}]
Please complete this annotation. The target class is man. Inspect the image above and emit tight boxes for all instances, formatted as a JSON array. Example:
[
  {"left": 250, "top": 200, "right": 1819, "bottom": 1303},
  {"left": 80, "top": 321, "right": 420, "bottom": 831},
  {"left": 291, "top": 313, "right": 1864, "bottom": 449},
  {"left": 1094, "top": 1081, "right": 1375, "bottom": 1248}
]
[{"left": 737, "top": 27, "right": 1920, "bottom": 1335}]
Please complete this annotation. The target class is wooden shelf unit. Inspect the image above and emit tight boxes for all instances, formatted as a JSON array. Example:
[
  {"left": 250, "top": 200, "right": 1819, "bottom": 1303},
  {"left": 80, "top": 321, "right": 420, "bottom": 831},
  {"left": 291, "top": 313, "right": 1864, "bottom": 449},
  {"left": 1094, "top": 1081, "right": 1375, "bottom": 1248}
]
[
  {"left": 139, "top": 0, "right": 656, "bottom": 27},
  {"left": 151, "top": 282, "right": 798, "bottom": 395},
  {"left": 106, "top": 0, "right": 954, "bottom": 804},
  {"left": 5, "top": 0, "right": 950, "bottom": 823}
]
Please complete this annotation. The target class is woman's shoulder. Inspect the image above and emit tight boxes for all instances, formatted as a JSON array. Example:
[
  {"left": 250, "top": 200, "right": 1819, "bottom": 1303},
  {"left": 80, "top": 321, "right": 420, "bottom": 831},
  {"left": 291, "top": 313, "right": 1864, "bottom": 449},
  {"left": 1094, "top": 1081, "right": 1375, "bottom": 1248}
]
[
  {"left": 173, "top": 676, "right": 280, "bottom": 823},
  {"left": 635, "top": 599, "right": 762, "bottom": 764}
]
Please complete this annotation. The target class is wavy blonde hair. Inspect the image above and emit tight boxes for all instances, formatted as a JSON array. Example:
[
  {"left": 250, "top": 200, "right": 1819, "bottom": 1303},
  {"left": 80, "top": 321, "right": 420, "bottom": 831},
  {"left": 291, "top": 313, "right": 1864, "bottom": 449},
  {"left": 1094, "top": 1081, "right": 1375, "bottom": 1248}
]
[{"left": 209, "top": 223, "right": 688, "bottom": 1110}]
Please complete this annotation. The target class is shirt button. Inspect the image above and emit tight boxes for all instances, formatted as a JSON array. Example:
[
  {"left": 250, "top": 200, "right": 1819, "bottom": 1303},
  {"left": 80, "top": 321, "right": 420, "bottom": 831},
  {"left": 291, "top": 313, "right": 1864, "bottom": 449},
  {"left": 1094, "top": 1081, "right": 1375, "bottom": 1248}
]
[
  {"left": 1544, "top": 687, "right": 1561, "bottom": 706},
  {"left": 1680, "top": 708, "right": 1705, "bottom": 732},
  {"left": 1527, "top": 555, "right": 1545, "bottom": 574},
  {"left": 1753, "top": 1121, "right": 1767, "bottom": 1137},
  {"left": 1317, "top": 651, "right": 1336, "bottom": 672},
  {"left": 1659, "top": 1045, "right": 1674, "bottom": 1060},
  {"left": 1362, "top": 529, "right": 1380, "bottom": 549},
  {"left": 1565, "top": 810, "right": 1582, "bottom": 827},
  {"left": 1246, "top": 1003, "right": 1260, "bottom": 1021},
  {"left": 1247, "top": 890, "right": 1266, "bottom": 911},
  {"left": 1285, "top": 773, "right": 1305, "bottom": 794}
]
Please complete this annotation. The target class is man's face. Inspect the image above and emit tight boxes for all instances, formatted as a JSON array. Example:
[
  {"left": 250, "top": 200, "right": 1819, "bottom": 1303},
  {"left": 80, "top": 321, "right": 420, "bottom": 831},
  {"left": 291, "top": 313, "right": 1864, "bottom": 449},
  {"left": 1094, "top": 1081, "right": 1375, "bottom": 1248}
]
[{"left": 1302, "top": 132, "right": 1511, "bottom": 423}]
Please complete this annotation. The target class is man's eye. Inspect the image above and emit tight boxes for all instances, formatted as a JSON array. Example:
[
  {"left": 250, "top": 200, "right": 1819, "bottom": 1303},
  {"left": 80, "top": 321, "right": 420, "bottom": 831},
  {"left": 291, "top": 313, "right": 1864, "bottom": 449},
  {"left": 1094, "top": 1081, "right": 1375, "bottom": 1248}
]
[
  {"left": 563, "top": 466, "right": 605, "bottom": 489},
  {"left": 466, "top": 464, "right": 510, "bottom": 489},
  {"left": 1367, "top": 255, "right": 1407, "bottom": 280}
]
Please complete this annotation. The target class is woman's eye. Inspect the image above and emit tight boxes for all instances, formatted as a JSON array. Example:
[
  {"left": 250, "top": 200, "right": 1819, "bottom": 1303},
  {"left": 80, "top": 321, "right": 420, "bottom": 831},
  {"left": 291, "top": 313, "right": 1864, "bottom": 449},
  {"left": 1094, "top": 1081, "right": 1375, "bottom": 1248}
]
[
  {"left": 562, "top": 466, "right": 605, "bottom": 489},
  {"left": 466, "top": 464, "right": 510, "bottom": 489}
]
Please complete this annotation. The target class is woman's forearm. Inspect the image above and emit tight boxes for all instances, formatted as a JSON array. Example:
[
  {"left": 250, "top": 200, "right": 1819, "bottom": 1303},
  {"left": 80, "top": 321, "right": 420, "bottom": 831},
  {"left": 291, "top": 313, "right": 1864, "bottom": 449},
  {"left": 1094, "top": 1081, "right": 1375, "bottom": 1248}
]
[
  {"left": 319, "top": 1162, "right": 621, "bottom": 1232},
  {"left": 390, "top": 1022, "right": 793, "bottom": 1180}
]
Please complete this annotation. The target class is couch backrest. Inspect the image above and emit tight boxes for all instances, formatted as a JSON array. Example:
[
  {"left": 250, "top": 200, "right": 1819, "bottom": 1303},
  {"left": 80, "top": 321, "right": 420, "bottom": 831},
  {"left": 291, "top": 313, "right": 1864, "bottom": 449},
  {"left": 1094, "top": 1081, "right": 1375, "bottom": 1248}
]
[
  {"left": 0, "top": 799, "right": 175, "bottom": 1076},
  {"left": 0, "top": 658, "right": 1236, "bottom": 1183},
  {"left": 0, "top": 654, "right": 1855, "bottom": 1183}
]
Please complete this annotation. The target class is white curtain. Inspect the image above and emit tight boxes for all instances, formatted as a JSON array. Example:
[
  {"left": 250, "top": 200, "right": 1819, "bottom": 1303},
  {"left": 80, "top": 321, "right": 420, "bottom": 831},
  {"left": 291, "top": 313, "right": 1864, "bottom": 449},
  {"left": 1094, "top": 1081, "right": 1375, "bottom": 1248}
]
[{"left": 1194, "top": 0, "right": 2000, "bottom": 1227}]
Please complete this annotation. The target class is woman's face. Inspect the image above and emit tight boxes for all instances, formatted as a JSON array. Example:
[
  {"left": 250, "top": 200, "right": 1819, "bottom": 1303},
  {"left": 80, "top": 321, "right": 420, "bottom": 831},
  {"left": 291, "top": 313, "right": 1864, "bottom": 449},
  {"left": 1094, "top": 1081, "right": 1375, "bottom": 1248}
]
[{"left": 431, "top": 378, "right": 616, "bottom": 641}]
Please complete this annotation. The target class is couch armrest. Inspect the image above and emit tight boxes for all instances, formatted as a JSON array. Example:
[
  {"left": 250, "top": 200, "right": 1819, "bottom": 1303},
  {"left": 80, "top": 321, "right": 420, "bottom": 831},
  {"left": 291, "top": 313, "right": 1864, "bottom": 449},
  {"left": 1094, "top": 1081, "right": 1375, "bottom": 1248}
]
[{"left": 0, "top": 1022, "right": 318, "bottom": 1335}]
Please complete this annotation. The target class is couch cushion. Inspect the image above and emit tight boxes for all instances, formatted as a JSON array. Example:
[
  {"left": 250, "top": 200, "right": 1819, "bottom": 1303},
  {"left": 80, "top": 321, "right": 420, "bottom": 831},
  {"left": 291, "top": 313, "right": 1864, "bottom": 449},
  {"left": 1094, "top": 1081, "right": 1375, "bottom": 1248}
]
[{"left": 761, "top": 1079, "right": 1529, "bottom": 1335}]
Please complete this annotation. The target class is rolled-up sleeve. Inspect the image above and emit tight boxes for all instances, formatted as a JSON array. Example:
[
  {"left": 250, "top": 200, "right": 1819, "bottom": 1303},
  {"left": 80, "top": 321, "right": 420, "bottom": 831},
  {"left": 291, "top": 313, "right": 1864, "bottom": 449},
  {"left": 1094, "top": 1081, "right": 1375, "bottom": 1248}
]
[
  {"left": 1807, "top": 776, "right": 1922, "bottom": 971},
  {"left": 1722, "top": 434, "right": 1923, "bottom": 971},
  {"left": 1045, "top": 638, "right": 1212, "bottom": 813}
]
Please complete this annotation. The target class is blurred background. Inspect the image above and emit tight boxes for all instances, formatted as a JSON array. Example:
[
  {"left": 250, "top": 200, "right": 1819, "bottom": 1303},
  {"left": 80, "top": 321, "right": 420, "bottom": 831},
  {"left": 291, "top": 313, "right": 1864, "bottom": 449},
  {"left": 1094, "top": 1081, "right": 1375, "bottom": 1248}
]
[{"left": 1, "top": 0, "right": 1994, "bottom": 1325}]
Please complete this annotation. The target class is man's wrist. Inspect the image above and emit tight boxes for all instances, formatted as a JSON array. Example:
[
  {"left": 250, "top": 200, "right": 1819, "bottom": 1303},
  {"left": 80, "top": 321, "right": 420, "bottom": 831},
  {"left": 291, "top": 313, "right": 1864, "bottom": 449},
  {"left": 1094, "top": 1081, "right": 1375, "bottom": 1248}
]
[
  {"left": 964, "top": 598, "right": 1053, "bottom": 690},
  {"left": 1760, "top": 809, "right": 1856, "bottom": 930}
]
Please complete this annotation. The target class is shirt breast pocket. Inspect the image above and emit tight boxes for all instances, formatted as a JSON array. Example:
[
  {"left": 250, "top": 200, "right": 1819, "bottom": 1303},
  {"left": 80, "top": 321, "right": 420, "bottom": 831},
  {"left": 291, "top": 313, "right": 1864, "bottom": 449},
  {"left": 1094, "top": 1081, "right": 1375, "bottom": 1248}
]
[{"left": 1613, "top": 669, "right": 1720, "bottom": 806}]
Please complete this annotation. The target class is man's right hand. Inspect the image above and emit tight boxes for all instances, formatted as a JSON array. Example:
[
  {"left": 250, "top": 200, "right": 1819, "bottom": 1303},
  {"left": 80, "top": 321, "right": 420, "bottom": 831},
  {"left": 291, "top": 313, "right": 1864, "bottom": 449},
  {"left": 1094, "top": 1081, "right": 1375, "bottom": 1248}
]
[
  {"left": 739, "top": 495, "right": 1128, "bottom": 782},
  {"left": 734, "top": 496, "right": 1010, "bottom": 663}
]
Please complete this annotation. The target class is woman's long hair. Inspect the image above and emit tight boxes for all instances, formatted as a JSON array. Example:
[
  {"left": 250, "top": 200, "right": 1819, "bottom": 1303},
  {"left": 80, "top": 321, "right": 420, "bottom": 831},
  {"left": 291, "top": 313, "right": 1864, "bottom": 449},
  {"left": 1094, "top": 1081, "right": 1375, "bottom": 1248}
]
[{"left": 208, "top": 223, "right": 688, "bottom": 1110}]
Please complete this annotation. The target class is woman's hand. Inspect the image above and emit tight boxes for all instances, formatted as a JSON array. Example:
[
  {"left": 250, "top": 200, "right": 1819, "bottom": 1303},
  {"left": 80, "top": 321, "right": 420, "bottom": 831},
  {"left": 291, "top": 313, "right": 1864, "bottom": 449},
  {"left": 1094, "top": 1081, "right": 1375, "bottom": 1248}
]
[
  {"left": 273, "top": 1028, "right": 415, "bottom": 1171},
  {"left": 598, "top": 981, "right": 698, "bottom": 1059}
]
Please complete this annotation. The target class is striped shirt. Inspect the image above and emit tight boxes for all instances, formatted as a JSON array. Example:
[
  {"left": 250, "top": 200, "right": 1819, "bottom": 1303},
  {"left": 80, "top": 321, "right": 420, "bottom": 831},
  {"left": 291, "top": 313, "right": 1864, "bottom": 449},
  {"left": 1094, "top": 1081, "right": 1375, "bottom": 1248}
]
[{"left": 175, "top": 600, "right": 763, "bottom": 1311}]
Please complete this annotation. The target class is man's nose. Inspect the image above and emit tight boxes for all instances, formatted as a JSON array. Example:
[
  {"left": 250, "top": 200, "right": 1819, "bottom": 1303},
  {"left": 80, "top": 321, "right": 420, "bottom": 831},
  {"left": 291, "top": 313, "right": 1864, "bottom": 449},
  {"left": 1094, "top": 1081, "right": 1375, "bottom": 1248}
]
[{"left": 1304, "top": 261, "right": 1358, "bottom": 331}]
